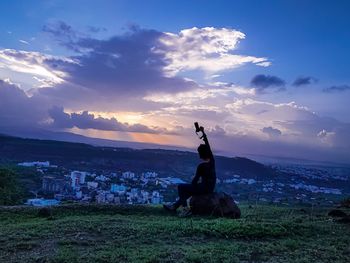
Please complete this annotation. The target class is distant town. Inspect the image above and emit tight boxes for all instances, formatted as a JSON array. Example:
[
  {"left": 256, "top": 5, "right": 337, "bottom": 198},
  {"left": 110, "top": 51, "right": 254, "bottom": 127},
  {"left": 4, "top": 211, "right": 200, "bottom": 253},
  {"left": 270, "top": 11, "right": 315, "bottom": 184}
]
[
  {"left": 19, "top": 160, "right": 350, "bottom": 207},
  {"left": 20, "top": 161, "right": 186, "bottom": 206}
]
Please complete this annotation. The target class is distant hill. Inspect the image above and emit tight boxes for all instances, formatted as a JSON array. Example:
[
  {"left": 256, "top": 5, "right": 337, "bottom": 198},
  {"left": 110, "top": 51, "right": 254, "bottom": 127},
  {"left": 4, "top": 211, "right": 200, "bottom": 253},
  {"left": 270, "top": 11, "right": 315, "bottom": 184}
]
[
  {"left": 0, "top": 134, "right": 276, "bottom": 180},
  {"left": 0, "top": 126, "right": 189, "bottom": 151}
]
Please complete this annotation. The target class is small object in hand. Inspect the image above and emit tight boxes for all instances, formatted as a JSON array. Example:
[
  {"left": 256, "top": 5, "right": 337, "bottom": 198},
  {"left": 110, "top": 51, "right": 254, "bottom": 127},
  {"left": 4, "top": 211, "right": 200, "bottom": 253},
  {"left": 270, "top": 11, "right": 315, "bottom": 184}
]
[
  {"left": 194, "top": 122, "right": 201, "bottom": 132},
  {"left": 194, "top": 122, "right": 205, "bottom": 139}
]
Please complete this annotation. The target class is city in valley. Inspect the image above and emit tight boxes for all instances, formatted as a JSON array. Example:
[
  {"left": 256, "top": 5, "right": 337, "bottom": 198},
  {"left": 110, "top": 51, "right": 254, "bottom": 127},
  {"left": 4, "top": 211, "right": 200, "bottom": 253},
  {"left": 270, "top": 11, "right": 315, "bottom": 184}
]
[{"left": 19, "top": 160, "right": 350, "bottom": 207}]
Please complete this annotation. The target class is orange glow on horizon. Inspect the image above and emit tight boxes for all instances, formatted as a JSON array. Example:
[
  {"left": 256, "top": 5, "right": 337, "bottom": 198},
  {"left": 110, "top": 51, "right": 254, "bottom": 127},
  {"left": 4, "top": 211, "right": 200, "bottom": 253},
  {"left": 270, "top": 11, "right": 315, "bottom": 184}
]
[{"left": 68, "top": 127, "right": 193, "bottom": 148}]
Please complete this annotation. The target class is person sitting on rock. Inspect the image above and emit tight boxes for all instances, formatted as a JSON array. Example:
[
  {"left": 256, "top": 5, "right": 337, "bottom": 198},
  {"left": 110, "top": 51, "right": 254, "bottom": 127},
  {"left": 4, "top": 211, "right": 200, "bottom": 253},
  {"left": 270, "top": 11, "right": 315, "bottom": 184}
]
[{"left": 163, "top": 123, "right": 216, "bottom": 216}]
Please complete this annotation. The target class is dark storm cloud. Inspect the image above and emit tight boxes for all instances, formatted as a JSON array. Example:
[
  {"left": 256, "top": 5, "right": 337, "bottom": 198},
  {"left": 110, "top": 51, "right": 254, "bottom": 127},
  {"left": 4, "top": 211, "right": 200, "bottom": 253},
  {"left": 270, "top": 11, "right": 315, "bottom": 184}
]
[
  {"left": 323, "top": 85, "right": 350, "bottom": 93},
  {"left": 250, "top": 74, "right": 285, "bottom": 93},
  {"left": 41, "top": 22, "right": 196, "bottom": 100},
  {"left": 87, "top": 26, "right": 107, "bottom": 33},
  {"left": 0, "top": 79, "right": 170, "bottom": 134},
  {"left": 261, "top": 126, "right": 282, "bottom": 137},
  {"left": 292, "top": 76, "right": 317, "bottom": 87},
  {"left": 0, "top": 79, "right": 48, "bottom": 127},
  {"left": 48, "top": 106, "right": 166, "bottom": 134},
  {"left": 43, "top": 21, "right": 84, "bottom": 52}
]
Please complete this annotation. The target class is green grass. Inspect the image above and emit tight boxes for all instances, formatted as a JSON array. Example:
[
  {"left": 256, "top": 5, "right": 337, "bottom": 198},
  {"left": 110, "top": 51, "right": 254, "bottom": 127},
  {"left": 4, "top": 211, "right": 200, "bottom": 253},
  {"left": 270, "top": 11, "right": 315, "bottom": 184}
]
[{"left": 0, "top": 204, "right": 349, "bottom": 262}]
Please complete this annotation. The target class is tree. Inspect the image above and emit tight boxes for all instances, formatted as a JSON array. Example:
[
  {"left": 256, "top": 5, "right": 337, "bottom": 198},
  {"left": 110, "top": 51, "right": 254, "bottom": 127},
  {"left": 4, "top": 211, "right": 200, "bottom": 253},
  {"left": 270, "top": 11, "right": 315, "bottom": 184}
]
[{"left": 0, "top": 168, "right": 24, "bottom": 205}]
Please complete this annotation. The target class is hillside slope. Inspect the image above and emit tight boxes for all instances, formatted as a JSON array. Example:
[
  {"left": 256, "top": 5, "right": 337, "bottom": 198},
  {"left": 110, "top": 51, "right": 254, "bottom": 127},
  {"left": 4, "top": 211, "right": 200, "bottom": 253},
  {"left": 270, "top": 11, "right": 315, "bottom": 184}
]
[
  {"left": 0, "top": 204, "right": 349, "bottom": 262},
  {"left": 0, "top": 134, "right": 275, "bottom": 180}
]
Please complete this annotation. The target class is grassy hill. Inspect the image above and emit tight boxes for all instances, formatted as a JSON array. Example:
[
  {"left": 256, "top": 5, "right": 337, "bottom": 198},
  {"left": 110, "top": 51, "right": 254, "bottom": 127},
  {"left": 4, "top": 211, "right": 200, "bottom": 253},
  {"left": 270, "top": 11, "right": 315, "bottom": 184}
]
[
  {"left": 0, "top": 204, "right": 349, "bottom": 263},
  {"left": 0, "top": 134, "right": 275, "bottom": 180}
]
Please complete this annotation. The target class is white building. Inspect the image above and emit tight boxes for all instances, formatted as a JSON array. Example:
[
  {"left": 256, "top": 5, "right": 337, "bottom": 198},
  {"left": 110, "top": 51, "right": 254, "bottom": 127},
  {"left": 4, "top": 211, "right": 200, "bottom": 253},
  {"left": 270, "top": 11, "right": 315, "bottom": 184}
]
[
  {"left": 87, "top": 181, "right": 98, "bottom": 189},
  {"left": 25, "top": 198, "right": 60, "bottom": 206},
  {"left": 96, "top": 192, "right": 106, "bottom": 203},
  {"left": 114, "top": 196, "right": 121, "bottom": 204},
  {"left": 18, "top": 161, "right": 51, "bottom": 167},
  {"left": 106, "top": 193, "right": 115, "bottom": 202},
  {"left": 71, "top": 171, "right": 87, "bottom": 188},
  {"left": 151, "top": 191, "right": 163, "bottom": 204},
  {"left": 142, "top": 172, "right": 158, "bottom": 179},
  {"left": 110, "top": 184, "right": 127, "bottom": 193},
  {"left": 122, "top": 171, "right": 135, "bottom": 179},
  {"left": 76, "top": 191, "right": 83, "bottom": 199},
  {"left": 141, "top": 190, "right": 150, "bottom": 203},
  {"left": 95, "top": 175, "right": 109, "bottom": 182}
]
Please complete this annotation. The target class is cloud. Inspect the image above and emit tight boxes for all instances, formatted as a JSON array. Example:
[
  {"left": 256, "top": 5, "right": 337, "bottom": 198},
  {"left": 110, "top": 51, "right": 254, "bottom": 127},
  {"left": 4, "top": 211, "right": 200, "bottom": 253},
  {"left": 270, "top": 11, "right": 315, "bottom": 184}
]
[
  {"left": 323, "top": 84, "right": 350, "bottom": 93},
  {"left": 0, "top": 79, "right": 49, "bottom": 127},
  {"left": 43, "top": 21, "right": 85, "bottom": 52},
  {"left": 0, "top": 78, "right": 173, "bottom": 135},
  {"left": 262, "top": 126, "right": 282, "bottom": 137},
  {"left": 1, "top": 23, "right": 271, "bottom": 112},
  {"left": 158, "top": 27, "right": 270, "bottom": 75},
  {"left": 209, "top": 82, "right": 256, "bottom": 96},
  {"left": 317, "top": 129, "right": 335, "bottom": 146},
  {"left": 225, "top": 98, "right": 350, "bottom": 148},
  {"left": 19, "top": 40, "right": 29, "bottom": 45},
  {"left": 317, "top": 129, "right": 328, "bottom": 138},
  {"left": 0, "top": 49, "right": 76, "bottom": 87},
  {"left": 292, "top": 76, "right": 317, "bottom": 87},
  {"left": 48, "top": 106, "right": 170, "bottom": 134},
  {"left": 144, "top": 85, "right": 236, "bottom": 105},
  {"left": 41, "top": 23, "right": 197, "bottom": 98},
  {"left": 211, "top": 132, "right": 349, "bottom": 163},
  {"left": 1, "top": 22, "right": 349, "bottom": 163},
  {"left": 87, "top": 25, "right": 107, "bottom": 33},
  {"left": 316, "top": 126, "right": 350, "bottom": 149},
  {"left": 250, "top": 74, "right": 285, "bottom": 93},
  {"left": 207, "top": 125, "right": 226, "bottom": 137}
]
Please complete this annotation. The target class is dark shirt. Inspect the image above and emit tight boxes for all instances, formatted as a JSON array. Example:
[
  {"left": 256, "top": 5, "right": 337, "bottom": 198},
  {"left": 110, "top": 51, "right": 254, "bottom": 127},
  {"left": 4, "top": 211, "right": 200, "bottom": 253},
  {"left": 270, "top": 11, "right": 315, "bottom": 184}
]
[{"left": 191, "top": 155, "right": 216, "bottom": 191}]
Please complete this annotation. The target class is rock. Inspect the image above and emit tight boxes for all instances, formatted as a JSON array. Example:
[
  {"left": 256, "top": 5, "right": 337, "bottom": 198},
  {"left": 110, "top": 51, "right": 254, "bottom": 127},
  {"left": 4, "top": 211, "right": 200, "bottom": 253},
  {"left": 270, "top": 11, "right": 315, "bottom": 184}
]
[
  {"left": 190, "top": 192, "right": 241, "bottom": 219},
  {"left": 328, "top": 209, "right": 347, "bottom": 218},
  {"left": 338, "top": 215, "right": 350, "bottom": 224},
  {"left": 299, "top": 208, "right": 307, "bottom": 213},
  {"left": 340, "top": 198, "right": 350, "bottom": 208}
]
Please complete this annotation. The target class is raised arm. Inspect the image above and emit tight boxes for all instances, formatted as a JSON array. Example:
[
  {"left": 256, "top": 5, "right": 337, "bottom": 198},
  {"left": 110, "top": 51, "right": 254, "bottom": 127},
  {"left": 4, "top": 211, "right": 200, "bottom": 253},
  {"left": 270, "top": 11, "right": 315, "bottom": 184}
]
[
  {"left": 194, "top": 122, "right": 215, "bottom": 162},
  {"left": 201, "top": 131, "right": 214, "bottom": 161}
]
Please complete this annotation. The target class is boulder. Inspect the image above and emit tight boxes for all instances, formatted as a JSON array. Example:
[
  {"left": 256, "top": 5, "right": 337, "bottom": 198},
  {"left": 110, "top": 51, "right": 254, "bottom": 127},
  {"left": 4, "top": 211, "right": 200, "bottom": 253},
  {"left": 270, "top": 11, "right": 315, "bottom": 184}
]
[
  {"left": 340, "top": 198, "right": 350, "bottom": 208},
  {"left": 328, "top": 209, "right": 347, "bottom": 218},
  {"left": 338, "top": 215, "right": 350, "bottom": 224},
  {"left": 190, "top": 192, "right": 241, "bottom": 219}
]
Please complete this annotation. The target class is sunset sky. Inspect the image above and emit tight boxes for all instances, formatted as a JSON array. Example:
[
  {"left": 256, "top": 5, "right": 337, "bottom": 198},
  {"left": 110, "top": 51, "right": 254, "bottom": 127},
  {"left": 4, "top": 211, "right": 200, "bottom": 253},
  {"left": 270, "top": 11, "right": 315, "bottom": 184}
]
[{"left": 0, "top": 0, "right": 349, "bottom": 163}]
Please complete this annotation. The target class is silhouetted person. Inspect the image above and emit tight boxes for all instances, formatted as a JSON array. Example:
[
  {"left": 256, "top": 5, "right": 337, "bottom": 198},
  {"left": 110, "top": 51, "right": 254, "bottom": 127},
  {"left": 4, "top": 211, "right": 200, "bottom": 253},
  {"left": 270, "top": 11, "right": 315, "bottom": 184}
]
[{"left": 163, "top": 123, "right": 216, "bottom": 216}]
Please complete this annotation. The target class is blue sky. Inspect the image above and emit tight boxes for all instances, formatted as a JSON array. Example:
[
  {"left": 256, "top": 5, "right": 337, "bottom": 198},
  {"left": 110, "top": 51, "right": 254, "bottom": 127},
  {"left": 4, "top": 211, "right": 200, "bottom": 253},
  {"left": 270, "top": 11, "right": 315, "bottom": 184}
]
[
  {"left": 0, "top": 0, "right": 349, "bottom": 163},
  {"left": 2, "top": 0, "right": 350, "bottom": 82}
]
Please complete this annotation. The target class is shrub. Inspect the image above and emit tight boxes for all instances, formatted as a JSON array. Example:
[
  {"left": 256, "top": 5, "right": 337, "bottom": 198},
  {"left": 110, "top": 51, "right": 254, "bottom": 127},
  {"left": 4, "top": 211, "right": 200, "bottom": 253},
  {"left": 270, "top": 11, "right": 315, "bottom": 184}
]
[{"left": 0, "top": 167, "right": 24, "bottom": 205}]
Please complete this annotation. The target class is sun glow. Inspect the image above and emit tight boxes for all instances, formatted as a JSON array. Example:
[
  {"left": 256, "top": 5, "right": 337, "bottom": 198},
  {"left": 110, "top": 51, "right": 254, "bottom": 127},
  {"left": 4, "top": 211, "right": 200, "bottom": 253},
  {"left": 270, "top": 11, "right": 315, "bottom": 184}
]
[
  {"left": 88, "top": 111, "right": 144, "bottom": 124},
  {"left": 69, "top": 127, "right": 189, "bottom": 147}
]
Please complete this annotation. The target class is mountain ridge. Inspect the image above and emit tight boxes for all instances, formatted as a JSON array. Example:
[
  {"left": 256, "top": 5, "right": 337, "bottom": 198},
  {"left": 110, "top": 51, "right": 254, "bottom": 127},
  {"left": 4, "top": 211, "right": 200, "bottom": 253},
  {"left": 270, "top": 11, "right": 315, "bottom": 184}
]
[{"left": 0, "top": 133, "right": 275, "bottom": 180}]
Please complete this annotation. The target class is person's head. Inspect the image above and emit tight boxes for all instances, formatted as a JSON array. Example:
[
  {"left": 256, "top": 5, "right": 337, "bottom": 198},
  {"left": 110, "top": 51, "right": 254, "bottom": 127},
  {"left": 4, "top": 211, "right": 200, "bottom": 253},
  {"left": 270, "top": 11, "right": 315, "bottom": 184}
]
[{"left": 197, "top": 144, "right": 210, "bottom": 160}]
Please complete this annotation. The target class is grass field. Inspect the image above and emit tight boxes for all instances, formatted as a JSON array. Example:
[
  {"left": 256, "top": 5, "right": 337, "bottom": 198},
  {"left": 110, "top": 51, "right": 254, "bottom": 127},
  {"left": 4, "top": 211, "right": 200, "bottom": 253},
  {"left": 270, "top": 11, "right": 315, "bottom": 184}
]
[{"left": 0, "top": 204, "right": 349, "bottom": 263}]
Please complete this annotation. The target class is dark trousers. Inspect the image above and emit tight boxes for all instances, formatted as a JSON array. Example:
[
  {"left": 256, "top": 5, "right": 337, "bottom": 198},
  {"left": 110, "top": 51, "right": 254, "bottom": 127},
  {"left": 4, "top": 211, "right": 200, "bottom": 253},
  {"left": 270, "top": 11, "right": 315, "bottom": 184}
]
[{"left": 176, "top": 183, "right": 213, "bottom": 207}]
